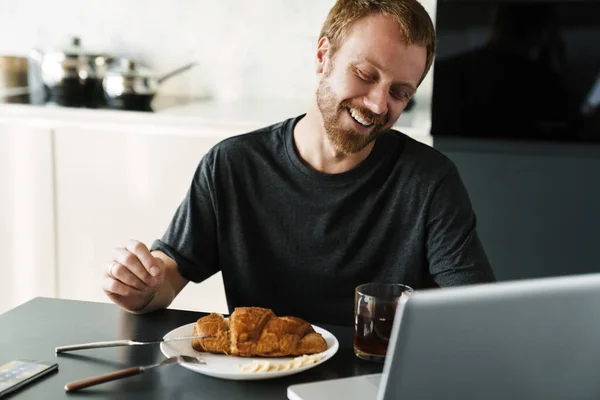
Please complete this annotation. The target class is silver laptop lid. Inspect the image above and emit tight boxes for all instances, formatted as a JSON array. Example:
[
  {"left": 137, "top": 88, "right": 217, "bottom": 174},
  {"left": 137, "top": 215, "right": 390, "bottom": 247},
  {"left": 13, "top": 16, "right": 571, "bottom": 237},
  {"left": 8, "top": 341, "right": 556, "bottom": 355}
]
[{"left": 379, "top": 272, "right": 600, "bottom": 400}]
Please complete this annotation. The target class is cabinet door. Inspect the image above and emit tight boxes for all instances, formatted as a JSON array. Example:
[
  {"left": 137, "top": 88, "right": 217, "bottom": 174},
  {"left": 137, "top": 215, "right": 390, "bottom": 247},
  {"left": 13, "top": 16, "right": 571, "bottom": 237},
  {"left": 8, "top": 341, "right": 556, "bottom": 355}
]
[
  {"left": 0, "top": 122, "right": 56, "bottom": 314},
  {"left": 54, "top": 124, "right": 229, "bottom": 313}
]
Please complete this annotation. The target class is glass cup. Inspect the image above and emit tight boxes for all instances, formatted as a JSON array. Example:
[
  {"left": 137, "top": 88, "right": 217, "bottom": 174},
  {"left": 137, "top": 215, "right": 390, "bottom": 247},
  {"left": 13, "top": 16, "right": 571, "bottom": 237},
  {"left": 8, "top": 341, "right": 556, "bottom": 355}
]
[{"left": 353, "top": 282, "right": 413, "bottom": 362}]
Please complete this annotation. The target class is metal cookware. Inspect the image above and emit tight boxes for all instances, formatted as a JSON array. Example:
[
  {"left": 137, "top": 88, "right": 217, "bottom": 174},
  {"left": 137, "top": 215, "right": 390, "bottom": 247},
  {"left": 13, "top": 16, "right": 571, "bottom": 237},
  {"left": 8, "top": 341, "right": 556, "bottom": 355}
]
[
  {"left": 103, "top": 59, "right": 197, "bottom": 111},
  {"left": 0, "top": 55, "right": 29, "bottom": 103},
  {"left": 30, "top": 36, "right": 113, "bottom": 107}
]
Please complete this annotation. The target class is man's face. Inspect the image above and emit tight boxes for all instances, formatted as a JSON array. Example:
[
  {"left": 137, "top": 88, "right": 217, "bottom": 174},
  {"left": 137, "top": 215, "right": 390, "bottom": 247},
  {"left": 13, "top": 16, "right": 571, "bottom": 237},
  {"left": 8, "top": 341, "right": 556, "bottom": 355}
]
[{"left": 316, "top": 14, "right": 427, "bottom": 155}]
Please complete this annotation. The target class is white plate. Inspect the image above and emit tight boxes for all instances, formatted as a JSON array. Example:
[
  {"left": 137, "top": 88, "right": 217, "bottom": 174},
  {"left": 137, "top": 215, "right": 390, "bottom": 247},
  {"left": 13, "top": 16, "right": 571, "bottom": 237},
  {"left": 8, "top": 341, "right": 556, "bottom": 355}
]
[{"left": 160, "top": 322, "right": 339, "bottom": 380}]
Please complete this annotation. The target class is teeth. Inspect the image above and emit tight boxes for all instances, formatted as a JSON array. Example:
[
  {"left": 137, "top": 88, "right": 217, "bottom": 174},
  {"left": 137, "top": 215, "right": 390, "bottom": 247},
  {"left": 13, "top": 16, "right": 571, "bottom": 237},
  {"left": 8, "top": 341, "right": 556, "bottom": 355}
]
[{"left": 349, "top": 108, "right": 373, "bottom": 127}]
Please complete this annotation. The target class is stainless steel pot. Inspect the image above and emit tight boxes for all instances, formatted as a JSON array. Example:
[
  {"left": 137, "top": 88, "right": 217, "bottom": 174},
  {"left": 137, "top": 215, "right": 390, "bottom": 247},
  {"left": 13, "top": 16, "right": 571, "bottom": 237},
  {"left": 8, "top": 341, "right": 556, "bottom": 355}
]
[
  {"left": 30, "top": 37, "right": 113, "bottom": 107},
  {"left": 103, "top": 59, "right": 197, "bottom": 111}
]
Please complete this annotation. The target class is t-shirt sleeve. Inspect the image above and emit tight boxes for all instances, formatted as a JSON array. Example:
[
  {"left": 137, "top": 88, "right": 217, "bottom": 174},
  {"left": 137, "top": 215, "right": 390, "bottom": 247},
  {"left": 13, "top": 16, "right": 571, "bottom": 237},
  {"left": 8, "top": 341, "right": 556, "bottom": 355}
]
[
  {"left": 425, "top": 166, "right": 496, "bottom": 286},
  {"left": 150, "top": 153, "right": 219, "bottom": 283}
]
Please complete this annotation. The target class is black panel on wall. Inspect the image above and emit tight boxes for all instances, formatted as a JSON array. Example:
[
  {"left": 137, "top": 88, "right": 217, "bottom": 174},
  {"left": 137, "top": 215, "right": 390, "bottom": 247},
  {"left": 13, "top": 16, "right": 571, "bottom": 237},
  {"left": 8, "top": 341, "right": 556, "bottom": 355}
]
[{"left": 431, "top": 0, "right": 600, "bottom": 142}]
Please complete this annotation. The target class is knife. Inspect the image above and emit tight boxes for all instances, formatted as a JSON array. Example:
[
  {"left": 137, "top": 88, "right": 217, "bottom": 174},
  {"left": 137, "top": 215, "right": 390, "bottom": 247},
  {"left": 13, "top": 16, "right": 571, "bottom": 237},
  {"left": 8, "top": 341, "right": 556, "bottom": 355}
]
[{"left": 55, "top": 334, "right": 207, "bottom": 354}]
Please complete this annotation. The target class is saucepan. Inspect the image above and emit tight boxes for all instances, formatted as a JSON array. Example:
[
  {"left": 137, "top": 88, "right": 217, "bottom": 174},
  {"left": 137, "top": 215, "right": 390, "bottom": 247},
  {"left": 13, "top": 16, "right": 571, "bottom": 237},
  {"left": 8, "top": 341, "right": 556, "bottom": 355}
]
[
  {"left": 102, "top": 59, "right": 197, "bottom": 111},
  {"left": 30, "top": 36, "right": 113, "bottom": 107}
]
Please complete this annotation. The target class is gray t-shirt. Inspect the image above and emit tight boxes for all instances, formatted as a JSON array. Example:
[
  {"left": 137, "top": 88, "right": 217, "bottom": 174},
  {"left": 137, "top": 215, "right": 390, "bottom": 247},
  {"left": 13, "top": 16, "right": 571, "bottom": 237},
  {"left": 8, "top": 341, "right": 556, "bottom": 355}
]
[{"left": 151, "top": 115, "right": 495, "bottom": 325}]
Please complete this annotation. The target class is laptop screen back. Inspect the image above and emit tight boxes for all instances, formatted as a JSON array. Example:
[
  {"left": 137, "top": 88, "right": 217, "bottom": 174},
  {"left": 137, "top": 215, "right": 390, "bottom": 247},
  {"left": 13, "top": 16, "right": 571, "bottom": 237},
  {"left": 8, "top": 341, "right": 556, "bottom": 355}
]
[{"left": 378, "top": 274, "right": 600, "bottom": 399}]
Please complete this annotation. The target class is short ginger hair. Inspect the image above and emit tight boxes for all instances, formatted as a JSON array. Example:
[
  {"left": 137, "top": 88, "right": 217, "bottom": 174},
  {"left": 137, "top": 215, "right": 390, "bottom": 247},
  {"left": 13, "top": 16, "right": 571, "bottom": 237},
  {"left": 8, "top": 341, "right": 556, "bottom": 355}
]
[{"left": 319, "top": 0, "right": 437, "bottom": 85}]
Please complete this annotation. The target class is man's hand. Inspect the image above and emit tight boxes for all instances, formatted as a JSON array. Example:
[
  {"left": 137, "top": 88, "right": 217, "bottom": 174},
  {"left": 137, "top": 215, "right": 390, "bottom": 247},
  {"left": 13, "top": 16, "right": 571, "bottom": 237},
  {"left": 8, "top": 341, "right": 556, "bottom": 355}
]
[{"left": 102, "top": 239, "right": 165, "bottom": 312}]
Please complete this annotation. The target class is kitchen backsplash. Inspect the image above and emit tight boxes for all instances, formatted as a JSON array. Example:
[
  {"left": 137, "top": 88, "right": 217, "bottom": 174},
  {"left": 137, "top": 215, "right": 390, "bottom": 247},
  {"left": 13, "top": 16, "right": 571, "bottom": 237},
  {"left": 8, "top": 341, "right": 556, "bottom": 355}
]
[{"left": 0, "top": 0, "right": 436, "bottom": 104}]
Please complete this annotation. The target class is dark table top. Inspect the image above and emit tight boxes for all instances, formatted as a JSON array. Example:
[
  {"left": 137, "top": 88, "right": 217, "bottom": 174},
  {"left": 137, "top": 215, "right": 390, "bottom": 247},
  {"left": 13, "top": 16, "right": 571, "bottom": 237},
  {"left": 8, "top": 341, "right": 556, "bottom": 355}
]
[{"left": 0, "top": 298, "right": 383, "bottom": 399}]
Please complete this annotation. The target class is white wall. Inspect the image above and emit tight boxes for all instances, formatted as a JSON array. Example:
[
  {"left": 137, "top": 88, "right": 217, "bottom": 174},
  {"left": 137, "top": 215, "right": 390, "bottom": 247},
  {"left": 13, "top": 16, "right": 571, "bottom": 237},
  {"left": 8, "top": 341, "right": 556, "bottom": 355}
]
[{"left": 0, "top": 0, "right": 436, "bottom": 105}]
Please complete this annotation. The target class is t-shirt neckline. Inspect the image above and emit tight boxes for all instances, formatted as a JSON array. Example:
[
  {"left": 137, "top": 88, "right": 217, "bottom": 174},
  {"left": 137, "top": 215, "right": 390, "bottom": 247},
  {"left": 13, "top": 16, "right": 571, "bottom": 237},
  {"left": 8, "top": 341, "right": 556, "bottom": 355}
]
[{"left": 283, "top": 114, "right": 394, "bottom": 184}]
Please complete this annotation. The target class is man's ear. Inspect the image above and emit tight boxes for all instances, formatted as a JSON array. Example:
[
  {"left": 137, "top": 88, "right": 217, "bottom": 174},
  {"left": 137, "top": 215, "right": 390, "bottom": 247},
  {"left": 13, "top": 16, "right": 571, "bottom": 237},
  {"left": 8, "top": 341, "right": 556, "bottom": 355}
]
[{"left": 315, "top": 37, "right": 330, "bottom": 74}]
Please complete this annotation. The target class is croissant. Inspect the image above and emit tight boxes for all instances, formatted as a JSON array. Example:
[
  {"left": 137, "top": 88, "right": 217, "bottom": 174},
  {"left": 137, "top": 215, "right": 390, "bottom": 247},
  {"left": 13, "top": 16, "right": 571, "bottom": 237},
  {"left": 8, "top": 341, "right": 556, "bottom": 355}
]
[{"left": 191, "top": 307, "right": 328, "bottom": 357}]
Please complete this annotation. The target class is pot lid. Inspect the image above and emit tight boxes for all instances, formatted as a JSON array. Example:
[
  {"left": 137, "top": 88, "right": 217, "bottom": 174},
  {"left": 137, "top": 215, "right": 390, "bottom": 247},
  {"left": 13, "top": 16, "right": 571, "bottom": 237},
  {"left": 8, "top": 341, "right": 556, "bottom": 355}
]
[
  {"left": 61, "top": 37, "right": 86, "bottom": 57},
  {"left": 37, "top": 37, "right": 105, "bottom": 63},
  {"left": 106, "top": 59, "right": 155, "bottom": 79}
]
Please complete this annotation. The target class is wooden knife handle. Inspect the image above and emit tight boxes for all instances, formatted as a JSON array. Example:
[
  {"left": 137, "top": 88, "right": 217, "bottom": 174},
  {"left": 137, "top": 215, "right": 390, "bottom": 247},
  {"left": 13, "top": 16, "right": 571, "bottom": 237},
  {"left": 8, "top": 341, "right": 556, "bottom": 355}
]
[{"left": 64, "top": 366, "right": 143, "bottom": 392}]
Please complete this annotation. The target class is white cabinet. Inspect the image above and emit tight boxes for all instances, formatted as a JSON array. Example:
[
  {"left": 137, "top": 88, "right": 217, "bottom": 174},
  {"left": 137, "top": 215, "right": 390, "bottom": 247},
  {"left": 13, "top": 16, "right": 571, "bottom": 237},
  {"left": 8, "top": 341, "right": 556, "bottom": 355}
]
[
  {"left": 0, "top": 122, "right": 56, "bottom": 314},
  {"left": 53, "top": 124, "right": 229, "bottom": 313}
]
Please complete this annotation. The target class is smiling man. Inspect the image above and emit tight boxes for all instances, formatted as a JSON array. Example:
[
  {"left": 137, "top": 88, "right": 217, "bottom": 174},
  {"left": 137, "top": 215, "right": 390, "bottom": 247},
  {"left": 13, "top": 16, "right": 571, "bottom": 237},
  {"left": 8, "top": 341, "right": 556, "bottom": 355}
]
[
  {"left": 102, "top": 0, "right": 495, "bottom": 326},
  {"left": 303, "top": 10, "right": 428, "bottom": 165}
]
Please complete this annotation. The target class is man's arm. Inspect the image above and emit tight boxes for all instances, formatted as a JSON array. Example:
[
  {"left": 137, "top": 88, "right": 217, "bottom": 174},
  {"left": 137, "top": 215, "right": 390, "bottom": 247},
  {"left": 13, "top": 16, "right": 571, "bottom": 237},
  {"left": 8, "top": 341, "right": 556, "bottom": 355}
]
[
  {"left": 426, "top": 166, "right": 496, "bottom": 286},
  {"left": 104, "top": 151, "right": 221, "bottom": 313}
]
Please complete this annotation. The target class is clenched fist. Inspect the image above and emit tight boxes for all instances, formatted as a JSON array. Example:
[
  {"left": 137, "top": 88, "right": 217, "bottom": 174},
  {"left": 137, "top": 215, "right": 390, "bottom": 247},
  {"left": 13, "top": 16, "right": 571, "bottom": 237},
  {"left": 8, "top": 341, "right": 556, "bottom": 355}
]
[{"left": 103, "top": 239, "right": 165, "bottom": 312}]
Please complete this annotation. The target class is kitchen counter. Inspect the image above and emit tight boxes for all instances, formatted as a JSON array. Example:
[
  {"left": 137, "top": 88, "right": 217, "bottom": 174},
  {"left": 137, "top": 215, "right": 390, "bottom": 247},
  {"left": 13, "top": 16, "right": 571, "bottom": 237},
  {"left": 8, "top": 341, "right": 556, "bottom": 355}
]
[
  {"left": 0, "top": 96, "right": 432, "bottom": 144},
  {"left": 160, "top": 98, "right": 432, "bottom": 141}
]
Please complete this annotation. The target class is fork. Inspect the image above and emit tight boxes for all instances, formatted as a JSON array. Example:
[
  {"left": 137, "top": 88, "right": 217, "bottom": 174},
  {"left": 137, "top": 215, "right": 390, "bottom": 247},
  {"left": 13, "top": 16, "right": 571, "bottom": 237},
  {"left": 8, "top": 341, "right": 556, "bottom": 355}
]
[{"left": 64, "top": 355, "right": 205, "bottom": 392}]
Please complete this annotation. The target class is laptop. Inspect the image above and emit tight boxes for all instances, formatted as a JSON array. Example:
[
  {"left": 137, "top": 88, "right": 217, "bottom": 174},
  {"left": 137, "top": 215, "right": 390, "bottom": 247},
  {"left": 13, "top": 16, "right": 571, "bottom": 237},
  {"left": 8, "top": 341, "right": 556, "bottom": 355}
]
[{"left": 288, "top": 272, "right": 600, "bottom": 400}]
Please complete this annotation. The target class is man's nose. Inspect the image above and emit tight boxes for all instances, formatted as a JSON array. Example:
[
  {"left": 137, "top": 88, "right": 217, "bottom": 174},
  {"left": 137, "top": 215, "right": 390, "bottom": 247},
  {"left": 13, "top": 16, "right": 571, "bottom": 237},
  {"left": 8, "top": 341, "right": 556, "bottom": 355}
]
[{"left": 363, "top": 85, "right": 388, "bottom": 116}]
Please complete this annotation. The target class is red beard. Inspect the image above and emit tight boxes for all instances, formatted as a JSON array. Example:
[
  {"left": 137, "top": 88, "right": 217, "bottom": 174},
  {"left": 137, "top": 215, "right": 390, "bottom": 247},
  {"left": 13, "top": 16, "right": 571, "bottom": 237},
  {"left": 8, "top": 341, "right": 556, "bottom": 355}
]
[{"left": 316, "top": 74, "right": 388, "bottom": 155}]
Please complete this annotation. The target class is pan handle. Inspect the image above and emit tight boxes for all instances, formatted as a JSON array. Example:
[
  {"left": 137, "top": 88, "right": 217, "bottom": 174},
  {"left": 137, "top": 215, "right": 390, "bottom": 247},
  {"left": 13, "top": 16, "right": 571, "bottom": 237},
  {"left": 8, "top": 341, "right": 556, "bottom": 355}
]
[{"left": 157, "top": 62, "right": 198, "bottom": 84}]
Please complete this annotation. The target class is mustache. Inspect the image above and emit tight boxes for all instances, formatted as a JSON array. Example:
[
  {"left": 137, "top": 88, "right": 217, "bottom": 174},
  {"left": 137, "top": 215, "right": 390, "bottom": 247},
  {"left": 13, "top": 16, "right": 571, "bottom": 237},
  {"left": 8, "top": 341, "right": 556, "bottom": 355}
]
[{"left": 340, "top": 100, "right": 388, "bottom": 126}]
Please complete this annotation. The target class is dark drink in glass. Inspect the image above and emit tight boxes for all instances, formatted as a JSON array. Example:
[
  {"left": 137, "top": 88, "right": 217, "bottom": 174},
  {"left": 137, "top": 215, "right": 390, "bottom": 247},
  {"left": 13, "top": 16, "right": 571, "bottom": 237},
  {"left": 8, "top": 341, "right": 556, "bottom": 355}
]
[{"left": 353, "top": 283, "right": 413, "bottom": 362}]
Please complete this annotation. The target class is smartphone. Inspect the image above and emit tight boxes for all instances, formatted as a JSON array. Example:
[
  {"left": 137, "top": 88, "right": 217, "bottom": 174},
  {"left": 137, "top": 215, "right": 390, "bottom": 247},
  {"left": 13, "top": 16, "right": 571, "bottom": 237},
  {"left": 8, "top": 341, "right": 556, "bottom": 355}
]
[{"left": 0, "top": 359, "right": 58, "bottom": 398}]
